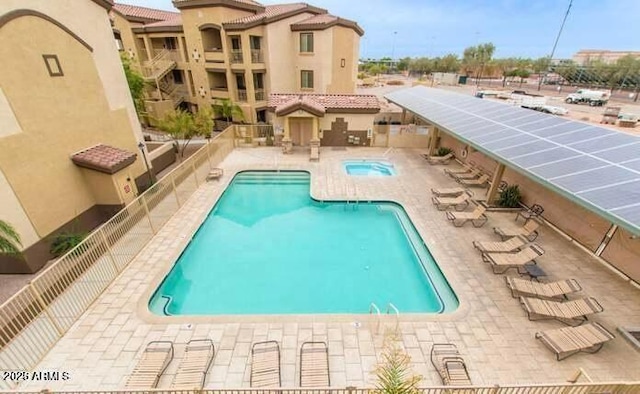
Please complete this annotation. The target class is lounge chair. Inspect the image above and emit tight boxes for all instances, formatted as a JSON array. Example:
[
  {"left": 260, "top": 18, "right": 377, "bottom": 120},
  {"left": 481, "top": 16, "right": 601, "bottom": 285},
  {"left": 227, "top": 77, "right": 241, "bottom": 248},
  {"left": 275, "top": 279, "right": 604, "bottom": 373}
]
[
  {"left": 482, "top": 244, "right": 544, "bottom": 274},
  {"left": 472, "top": 235, "right": 528, "bottom": 253},
  {"left": 206, "top": 168, "right": 224, "bottom": 181},
  {"left": 515, "top": 203, "right": 544, "bottom": 223},
  {"left": 457, "top": 174, "right": 490, "bottom": 188},
  {"left": 125, "top": 341, "right": 174, "bottom": 389},
  {"left": 451, "top": 168, "right": 481, "bottom": 181},
  {"left": 299, "top": 341, "right": 330, "bottom": 387},
  {"left": 443, "top": 164, "right": 473, "bottom": 176},
  {"left": 535, "top": 322, "right": 615, "bottom": 361},
  {"left": 430, "top": 344, "right": 472, "bottom": 386},
  {"left": 520, "top": 296, "right": 604, "bottom": 326},
  {"left": 170, "top": 339, "right": 215, "bottom": 389},
  {"left": 424, "top": 152, "right": 454, "bottom": 165},
  {"left": 505, "top": 277, "right": 582, "bottom": 300},
  {"left": 494, "top": 218, "right": 541, "bottom": 242},
  {"left": 432, "top": 190, "right": 474, "bottom": 211},
  {"left": 251, "top": 341, "right": 281, "bottom": 387},
  {"left": 446, "top": 205, "right": 488, "bottom": 227},
  {"left": 430, "top": 187, "right": 466, "bottom": 197}
]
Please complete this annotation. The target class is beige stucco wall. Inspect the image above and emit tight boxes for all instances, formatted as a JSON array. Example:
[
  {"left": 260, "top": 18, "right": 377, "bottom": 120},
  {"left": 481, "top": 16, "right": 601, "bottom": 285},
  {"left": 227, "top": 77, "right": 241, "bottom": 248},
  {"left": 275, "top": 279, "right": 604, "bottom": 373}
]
[
  {"left": 319, "top": 113, "right": 374, "bottom": 130},
  {"left": 0, "top": 87, "right": 21, "bottom": 138},
  {"left": 0, "top": 2, "right": 146, "bottom": 239},
  {"left": 0, "top": 169, "right": 39, "bottom": 250},
  {"left": 327, "top": 26, "right": 358, "bottom": 93}
]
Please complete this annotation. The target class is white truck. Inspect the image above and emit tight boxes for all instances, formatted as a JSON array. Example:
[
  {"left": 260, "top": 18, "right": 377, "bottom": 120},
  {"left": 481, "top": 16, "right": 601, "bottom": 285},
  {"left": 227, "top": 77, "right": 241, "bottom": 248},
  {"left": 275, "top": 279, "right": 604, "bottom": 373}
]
[{"left": 565, "top": 89, "right": 610, "bottom": 106}]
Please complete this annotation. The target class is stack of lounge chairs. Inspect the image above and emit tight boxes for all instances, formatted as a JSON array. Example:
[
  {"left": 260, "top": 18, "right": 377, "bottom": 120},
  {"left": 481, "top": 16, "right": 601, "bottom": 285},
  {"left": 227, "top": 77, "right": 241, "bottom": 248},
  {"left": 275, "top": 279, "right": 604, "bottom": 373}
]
[{"left": 430, "top": 343, "right": 472, "bottom": 386}]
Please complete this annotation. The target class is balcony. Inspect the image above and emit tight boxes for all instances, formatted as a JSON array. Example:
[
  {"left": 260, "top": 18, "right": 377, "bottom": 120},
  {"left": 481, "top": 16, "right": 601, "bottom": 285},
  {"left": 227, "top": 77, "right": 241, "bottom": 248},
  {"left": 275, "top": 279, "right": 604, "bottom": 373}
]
[
  {"left": 251, "top": 49, "right": 264, "bottom": 63},
  {"left": 254, "top": 89, "right": 265, "bottom": 101},
  {"left": 230, "top": 50, "right": 243, "bottom": 64},
  {"left": 204, "top": 50, "right": 225, "bottom": 63},
  {"left": 237, "top": 89, "right": 248, "bottom": 102},
  {"left": 210, "top": 87, "right": 230, "bottom": 100}
]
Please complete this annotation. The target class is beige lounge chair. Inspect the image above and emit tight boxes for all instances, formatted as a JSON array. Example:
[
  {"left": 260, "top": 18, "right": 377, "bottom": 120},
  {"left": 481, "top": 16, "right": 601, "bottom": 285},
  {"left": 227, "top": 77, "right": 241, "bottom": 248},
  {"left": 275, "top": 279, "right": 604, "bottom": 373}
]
[
  {"left": 505, "top": 277, "right": 582, "bottom": 300},
  {"left": 425, "top": 152, "right": 454, "bottom": 165},
  {"left": 472, "top": 235, "right": 528, "bottom": 253},
  {"left": 299, "top": 341, "right": 330, "bottom": 387},
  {"left": 520, "top": 296, "right": 604, "bottom": 326},
  {"left": 446, "top": 205, "right": 487, "bottom": 227},
  {"left": 494, "top": 218, "right": 541, "bottom": 241},
  {"left": 251, "top": 341, "right": 281, "bottom": 387},
  {"left": 443, "top": 164, "right": 473, "bottom": 177},
  {"left": 430, "top": 344, "right": 472, "bottom": 386},
  {"left": 451, "top": 168, "right": 481, "bottom": 181},
  {"left": 482, "top": 244, "right": 544, "bottom": 274},
  {"left": 432, "top": 190, "right": 474, "bottom": 211},
  {"left": 430, "top": 187, "right": 466, "bottom": 197},
  {"left": 206, "top": 168, "right": 224, "bottom": 181},
  {"left": 125, "top": 341, "right": 174, "bottom": 389},
  {"left": 535, "top": 322, "right": 615, "bottom": 360},
  {"left": 457, "top": 174, "right": 490, "bottom": 188},
  {"left": 170, "top": 339, "right": 215, "bottom": 389}
]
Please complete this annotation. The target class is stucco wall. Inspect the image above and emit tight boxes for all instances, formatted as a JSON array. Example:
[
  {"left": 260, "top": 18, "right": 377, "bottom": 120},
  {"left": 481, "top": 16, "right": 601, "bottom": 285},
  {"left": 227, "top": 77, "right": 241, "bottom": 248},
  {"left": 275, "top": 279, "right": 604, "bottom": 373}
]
[
  {"left": 327, "top": 26, "right": 358, "bottom": 93},
  {"left": 0, "top": 2, "right": 146, "bottom": 240},
  {"left": 0, "top": 169, "right": 39, "bottom": 249},
  {"left": 319, "top": 113, "right": 374, "bottom": 131}
]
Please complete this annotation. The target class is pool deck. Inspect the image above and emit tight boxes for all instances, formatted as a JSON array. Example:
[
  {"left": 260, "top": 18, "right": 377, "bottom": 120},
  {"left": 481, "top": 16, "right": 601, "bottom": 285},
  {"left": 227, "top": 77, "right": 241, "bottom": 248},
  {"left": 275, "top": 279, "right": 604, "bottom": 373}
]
[{"left": 18, "top": 147, "right": 640, "bottom": 390}]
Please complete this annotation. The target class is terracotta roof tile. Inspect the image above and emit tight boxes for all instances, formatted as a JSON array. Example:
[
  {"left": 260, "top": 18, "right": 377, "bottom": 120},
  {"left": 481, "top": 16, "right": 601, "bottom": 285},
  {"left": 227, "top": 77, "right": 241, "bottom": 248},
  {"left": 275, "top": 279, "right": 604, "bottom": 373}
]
[
  {"left": 173, "top": 0, "right": 263, "bottom": 6},
  {"left": 71, "top": 144, "right": 137, "bottom": 174},
  {"left": 142, "top": 15, "right": 182, "bottom": 28},
  {"left": 113, "top": 3, "right": 179, "bottom": 22},
  {"left": 269, "top": 93, "right": 380, "bottom": 116},
  {"left": 225, "top": 3, "right": 307, "bottom": 24},
  {"left": 291, "top": 13, "right": 337, "bottom": 25}
]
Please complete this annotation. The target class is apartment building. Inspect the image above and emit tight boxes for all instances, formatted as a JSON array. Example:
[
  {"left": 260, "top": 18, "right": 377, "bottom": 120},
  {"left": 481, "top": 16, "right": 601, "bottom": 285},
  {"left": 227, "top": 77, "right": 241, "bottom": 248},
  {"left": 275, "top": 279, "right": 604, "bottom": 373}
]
[
  {"left": 573, "top": 49, "right": 640, "bottom": 65},
  {"left": 112, "top": 0, "right": 363, "bottom": 124},
  {"left": 0, "top": 0, "right": 149, "bottom": 273}
]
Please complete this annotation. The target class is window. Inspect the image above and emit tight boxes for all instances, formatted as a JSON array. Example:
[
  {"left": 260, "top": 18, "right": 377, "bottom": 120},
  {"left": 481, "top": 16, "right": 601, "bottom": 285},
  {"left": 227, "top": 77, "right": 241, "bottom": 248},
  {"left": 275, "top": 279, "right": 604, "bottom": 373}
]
[
  {"left": 250, "top": 36, "right": 261, "bottom": 50},
  {"left": 300, "top": 33, "right": 313, "bottom": 53},
  {"left": 230, "top": 36, "right": 241, "bottom": 50},
  {"left": 172, "top": 70, "right": 184, "bottom": 84},
  {"left": 301, "top": 70, "right": 314, "bottom": 89}
]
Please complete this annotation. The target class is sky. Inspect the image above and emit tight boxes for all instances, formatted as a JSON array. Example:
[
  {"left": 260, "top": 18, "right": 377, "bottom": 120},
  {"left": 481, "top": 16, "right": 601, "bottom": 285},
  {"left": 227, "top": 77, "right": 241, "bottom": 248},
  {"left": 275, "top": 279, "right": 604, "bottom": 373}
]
[{"left": 121, "top": 0, "right": 640, "bottom": 60}]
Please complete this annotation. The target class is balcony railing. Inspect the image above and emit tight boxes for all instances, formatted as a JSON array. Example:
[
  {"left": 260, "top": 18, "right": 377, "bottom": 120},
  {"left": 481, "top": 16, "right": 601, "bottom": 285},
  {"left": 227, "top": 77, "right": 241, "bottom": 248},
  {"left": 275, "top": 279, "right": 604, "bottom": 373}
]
[
  {"left": 255, "top": 89, "right": 265, "bottom": 101},
  {"left": 237, "top": 89, "right": 248, "bottom": 102},
  {"left": 230, "top": 49, "right": 243, "bottom": 64},
  {"left": 251, "top": 49, "right": 264, "bottom": 63}
]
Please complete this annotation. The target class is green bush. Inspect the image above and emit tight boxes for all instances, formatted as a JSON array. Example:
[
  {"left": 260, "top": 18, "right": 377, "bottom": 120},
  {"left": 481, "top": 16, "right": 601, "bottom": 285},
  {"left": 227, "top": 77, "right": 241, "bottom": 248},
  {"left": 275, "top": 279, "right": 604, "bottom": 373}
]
[
  {"left": 50, "top": 232, "right": 87, "bottom": 257},
  {"left": 497, "top": 184, "right": 522, "bottom": 208},
  {"left": 436, "top": 147, "right": 453, "bottom": 157},
  {"left": 374, "top": 333, "right": 422, "bottom": 394}
]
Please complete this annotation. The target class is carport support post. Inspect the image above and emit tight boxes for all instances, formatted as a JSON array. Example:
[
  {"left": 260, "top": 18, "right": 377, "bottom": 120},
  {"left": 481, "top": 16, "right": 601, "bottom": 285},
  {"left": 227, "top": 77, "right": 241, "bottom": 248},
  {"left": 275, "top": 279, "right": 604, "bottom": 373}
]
[
  {"left": 428, "top": 127, "right": 440, "bottom": 156},
  {"left": 486, "top": 163, "right": 506, "bottom": 204},
  {"left": 401, "top": 109, "right": 407, "bottom": 124}
]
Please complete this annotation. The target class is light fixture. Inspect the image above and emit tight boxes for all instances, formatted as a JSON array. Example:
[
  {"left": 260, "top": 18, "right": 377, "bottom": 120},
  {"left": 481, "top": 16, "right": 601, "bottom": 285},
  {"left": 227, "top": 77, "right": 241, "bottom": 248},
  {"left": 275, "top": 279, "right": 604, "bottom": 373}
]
[
  {"left": 137, "top": 142, "right": 154, "bottom": 187},
  {"left": 192, "top": 48, "right": 200, "bottom": 62}
]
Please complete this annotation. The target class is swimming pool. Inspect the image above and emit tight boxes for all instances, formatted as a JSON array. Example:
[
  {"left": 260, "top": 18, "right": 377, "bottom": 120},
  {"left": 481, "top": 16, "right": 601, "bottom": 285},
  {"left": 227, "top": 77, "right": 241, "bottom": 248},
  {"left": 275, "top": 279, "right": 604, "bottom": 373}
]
[
  {"left": 344, "top": 160, "right": 396, "bottom": 176},
  {"left": 149, "top": 171, "right": 457, "bottom": 315}
]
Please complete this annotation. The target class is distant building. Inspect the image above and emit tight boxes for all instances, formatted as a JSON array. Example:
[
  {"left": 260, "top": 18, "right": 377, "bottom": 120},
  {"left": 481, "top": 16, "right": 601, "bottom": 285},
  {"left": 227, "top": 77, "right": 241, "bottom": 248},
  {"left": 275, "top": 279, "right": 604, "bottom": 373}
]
[{"left": 572, "top": 49, "right": 640, "bottom": 65}]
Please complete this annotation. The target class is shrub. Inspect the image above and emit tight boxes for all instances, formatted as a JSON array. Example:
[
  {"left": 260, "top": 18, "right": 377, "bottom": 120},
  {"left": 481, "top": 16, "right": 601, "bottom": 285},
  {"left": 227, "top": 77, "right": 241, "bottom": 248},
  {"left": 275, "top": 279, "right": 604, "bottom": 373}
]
[
  {"left": 373, "top": 333, "right": 422, "bottom": 394},
  {"left": 50, "top": 232, "right": 87, "bottom": 257},
  {"left": 357, "top": 72, "right": 366, "bottom": 80},
  {"left": 497, "top": 184, "right": 522, "bottom": 208},
  {"left": 436, "top": 147, "right": 453, "bottom": 157}
]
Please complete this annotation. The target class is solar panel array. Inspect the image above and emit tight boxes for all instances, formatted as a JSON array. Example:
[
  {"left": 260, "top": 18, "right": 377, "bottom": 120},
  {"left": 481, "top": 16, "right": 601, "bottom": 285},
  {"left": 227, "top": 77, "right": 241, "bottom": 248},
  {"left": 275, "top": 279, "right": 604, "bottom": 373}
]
[{"left": 385, "top": 86, "right": 640, "bottom": 235}]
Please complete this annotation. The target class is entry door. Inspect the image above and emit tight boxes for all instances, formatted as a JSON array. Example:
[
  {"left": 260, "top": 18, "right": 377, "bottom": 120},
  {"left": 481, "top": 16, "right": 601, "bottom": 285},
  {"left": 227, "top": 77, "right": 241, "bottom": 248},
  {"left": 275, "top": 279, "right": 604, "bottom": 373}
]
[
  {"left": 118, "top": 176, "right": 137, "bottom": 205},
  {"left": 289, "top": 118, "right": 313, "bottom": 146}
]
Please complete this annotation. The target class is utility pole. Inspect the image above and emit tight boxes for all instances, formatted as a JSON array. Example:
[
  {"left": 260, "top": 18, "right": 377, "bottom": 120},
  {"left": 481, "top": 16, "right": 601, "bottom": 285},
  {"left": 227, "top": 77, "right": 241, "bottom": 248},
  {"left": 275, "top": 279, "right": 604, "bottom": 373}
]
[{"left": 539, "top": 0, "right": 573, "bottom": 91}]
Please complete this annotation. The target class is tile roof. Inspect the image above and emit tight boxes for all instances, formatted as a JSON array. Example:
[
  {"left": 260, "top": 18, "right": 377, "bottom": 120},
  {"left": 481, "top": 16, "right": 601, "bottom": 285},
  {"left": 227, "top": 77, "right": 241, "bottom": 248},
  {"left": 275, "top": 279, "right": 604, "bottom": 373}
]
[
  {"left": 291, "top": 13, "right": 364, "bottom": 36},
  {"left": 134, "top": 15, "right": 183, "bottom": 31},
  {"left": 113, "top": 3, "right": 179, "bottom": 22},
  {"left": 269, "top": 93, "right": 380, "bottom": 116},
  {"left": 172, "top": 0, "right": 264, "bottom": 11},
  {"left": 173, "top": 0, "right": 262, "bottom": 4},
  {"left": 71, "top": 144, "right": 138, "bottom": 174},
  {"left": 224, "top": 3, "right": 327, "bottom": 29},
  {"left": 225, "top": 3, "right": 309, "bottom": 25}
]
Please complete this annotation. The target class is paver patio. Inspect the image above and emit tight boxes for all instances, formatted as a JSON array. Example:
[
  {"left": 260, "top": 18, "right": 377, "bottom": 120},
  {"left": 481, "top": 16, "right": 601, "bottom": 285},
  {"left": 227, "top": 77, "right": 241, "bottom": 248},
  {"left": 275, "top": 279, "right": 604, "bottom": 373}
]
[{"left": 18, "top": 147, "right": 640, "bottom": 390}]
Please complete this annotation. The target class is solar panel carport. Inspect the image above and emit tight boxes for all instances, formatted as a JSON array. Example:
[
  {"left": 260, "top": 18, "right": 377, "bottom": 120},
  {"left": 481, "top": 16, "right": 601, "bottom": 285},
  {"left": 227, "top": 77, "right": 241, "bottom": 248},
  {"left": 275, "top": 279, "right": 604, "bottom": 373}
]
[{"left": 385, "top": 86, "right": 640, "bottom": 237}]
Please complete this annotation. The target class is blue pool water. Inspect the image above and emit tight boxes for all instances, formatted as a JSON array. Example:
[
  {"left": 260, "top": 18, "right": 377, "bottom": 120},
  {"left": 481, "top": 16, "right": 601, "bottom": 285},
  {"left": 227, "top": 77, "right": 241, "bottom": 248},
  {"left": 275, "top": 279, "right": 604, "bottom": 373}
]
[
  {"left": 344, "top": 160, "right": 396, "bottom": 176},
  {"left": 149, "top": 171, "right": 457, "bottom": 315}
]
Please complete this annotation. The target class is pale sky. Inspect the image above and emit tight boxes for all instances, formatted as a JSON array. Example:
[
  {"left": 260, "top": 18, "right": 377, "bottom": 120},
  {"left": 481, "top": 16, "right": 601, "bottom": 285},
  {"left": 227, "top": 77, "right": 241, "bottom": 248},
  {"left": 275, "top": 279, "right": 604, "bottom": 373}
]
[{"left": 119, "top": 0, "right": 640, "bottom": 59}]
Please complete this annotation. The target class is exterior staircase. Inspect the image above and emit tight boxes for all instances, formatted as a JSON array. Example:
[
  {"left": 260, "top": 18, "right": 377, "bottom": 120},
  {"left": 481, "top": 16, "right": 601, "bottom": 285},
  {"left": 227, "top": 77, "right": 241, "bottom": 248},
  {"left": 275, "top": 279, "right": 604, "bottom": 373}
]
[{"left": 142, "top": 49, "right": 177, "bottom": 81}]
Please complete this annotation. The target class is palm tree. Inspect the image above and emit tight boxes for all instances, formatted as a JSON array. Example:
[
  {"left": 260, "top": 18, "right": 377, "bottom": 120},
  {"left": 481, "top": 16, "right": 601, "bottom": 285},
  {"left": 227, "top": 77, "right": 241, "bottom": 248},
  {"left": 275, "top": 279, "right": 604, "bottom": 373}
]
[
  {"left": 0, "top": 220, "right": 22, "bottom": 256},
  {"left": 212, "top": 99, "right": 245, "bottom": 123}
]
